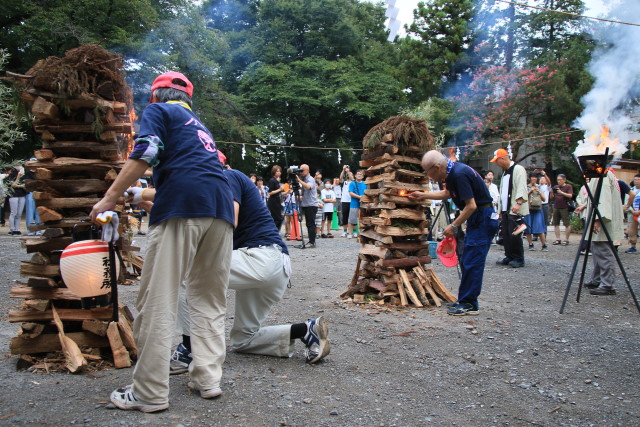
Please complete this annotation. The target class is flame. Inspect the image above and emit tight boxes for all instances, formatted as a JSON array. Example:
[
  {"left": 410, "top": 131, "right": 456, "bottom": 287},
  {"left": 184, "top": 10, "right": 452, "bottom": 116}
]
[
  {"left": 124, "top": 106, "right": 138, "bottom": 158},
  {"left": 586, "top": 125, "right": 620, "bottom": 153},
  {"left": 398, "top": 190, "right": 408, "bottom": 197},
  {"left": 448, "top": 147, "right": 456, "bottom": 161}
]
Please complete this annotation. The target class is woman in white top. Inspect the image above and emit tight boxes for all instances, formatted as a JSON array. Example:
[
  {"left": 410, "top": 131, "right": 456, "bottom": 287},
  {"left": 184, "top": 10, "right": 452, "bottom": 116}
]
[{"left": 538, "top": 174, "right": 551, "bottom": 227}]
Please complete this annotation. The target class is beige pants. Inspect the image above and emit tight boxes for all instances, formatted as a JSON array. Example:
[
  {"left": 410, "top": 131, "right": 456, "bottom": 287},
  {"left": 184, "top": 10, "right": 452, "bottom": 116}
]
[{"left": 131, "top": 218, "right": 232, "bottom": 404}]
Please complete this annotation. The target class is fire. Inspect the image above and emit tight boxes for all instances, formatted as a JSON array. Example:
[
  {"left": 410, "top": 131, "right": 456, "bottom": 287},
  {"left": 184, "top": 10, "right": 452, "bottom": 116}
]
[
  {"left": 398, "top": 190, "right": 408, "bottom": 197},
  {"left": 586, "top": 125, "right": 620, "bottom": 153},
  {"left": 124, "top": 105, "right": 138, "bottom": 158},
  {"left": 448, "top": 147, "right": 456, "bottom": 161}
]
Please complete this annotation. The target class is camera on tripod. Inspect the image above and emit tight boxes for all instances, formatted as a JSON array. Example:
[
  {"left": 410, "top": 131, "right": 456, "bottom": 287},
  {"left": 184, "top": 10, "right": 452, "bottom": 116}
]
[{"left": 287, "top": 166, "right": 302, "bottom": 191}]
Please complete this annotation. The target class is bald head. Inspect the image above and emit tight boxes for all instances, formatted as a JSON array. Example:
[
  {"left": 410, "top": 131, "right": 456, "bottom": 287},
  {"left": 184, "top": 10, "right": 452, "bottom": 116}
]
[
  {"left": 422, "top": 150, "right": 448, "bottom": 181},
  {"left": 300, "top": 164, "right": 310, "bottom": 177}
]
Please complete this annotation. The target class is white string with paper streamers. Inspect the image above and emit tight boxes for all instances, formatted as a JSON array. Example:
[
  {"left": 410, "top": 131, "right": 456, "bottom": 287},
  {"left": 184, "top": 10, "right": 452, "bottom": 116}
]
[
  {"left": 456, "top": 147, "right": 460, "bottom": 161},
  {"left": 507, "top": 142, "right": 512, "bottom": 159},
  {"left": 337, "top": 149, "right": 342, "bottom": 164},
  {"left": 242, "top": 143, "right": 246, "bottom": 160}
]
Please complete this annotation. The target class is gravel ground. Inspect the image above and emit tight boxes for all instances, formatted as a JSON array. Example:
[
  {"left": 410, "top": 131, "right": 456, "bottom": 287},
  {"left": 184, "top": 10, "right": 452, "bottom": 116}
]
[{"left": 0, "top": 223, "right": 639, "bottom": 426}]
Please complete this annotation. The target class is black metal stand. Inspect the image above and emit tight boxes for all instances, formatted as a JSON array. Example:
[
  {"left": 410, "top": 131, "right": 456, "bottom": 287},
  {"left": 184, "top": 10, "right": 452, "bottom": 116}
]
[
  {"left": 109, "top": 241, "right": 119, "bottom": 322},
  {"left": 560, "top": 154, "right": 640, "bottom": 314},
  {"left": 292, "top": 188, "right": 308, "bottom": 249}
]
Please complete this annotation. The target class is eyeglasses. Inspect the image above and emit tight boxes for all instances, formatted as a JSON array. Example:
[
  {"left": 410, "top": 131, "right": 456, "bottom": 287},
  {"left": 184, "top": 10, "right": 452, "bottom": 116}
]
[{"left": 424, "top": 163, "right": 438, "bottom": 177}]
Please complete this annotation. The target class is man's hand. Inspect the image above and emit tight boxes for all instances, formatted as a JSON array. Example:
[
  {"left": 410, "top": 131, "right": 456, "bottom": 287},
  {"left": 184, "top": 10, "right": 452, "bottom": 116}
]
[
  {"left": 90, "top": 198, "right": 117, "bottom": 224},
  {"left": 407, "top": 191, "right": 428, "bottom": 201},
  {"left": 511, "top": 203, "right": 521, "bottom": 214},
  {"left": 593, "top": 219, "right": 601, "bottom": 234},
  {"left": 442, "top": 224, "right": 455, "bottom": 237},
  {"left": 633, "top": 209, "right": 640, "bottom": 216}
]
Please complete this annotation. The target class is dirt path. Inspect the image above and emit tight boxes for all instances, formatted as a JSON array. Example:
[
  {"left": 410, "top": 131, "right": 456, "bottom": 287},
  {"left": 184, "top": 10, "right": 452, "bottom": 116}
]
[{"left": 0, "top": 228, "right": 638, "bottom": 426}]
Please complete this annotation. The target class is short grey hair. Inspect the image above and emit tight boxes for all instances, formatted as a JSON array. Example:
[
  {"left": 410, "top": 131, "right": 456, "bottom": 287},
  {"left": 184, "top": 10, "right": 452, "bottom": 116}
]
[{"left": 153, "top": 87, "right": 193, "bottom": 107}]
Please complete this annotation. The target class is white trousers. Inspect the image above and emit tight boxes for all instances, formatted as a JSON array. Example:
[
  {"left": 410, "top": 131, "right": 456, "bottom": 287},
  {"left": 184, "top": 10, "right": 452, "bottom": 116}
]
[
  {"left": 132, "top": 218, "right": 232, "bottom": 404},
  {"left": 9, "top": 197, "right": 25, "bottom": 232},
  {"left": 177, "top": 244, "right": 294, "bottom": 358}
]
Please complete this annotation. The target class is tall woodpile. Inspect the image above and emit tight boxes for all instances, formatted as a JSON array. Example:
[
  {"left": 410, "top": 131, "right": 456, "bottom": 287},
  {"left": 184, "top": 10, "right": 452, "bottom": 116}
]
[
  {"left": 341, "top": 116, "right": 457, "bottom": 308},
  {"left": 6, "top": 45, "right": 140, "bottom": 372}
]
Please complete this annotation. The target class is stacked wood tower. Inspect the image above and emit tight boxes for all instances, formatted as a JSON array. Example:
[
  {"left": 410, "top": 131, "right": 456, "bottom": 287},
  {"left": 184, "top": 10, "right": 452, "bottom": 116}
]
[
  {"left": 7, "top": 45, "right": 139, "bottom": 372},
  {"left": 341, "top": 116, "right": 457, "bottom": 308}
]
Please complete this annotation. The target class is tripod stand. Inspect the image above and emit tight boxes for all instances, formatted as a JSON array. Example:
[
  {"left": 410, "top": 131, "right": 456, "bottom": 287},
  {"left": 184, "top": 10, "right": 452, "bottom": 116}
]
[
  {"left": 291, "top": 186, "right": 309, "bottom": 249},
  {"left": 560, "top": 153, "right": 640, "bottom": 314}
]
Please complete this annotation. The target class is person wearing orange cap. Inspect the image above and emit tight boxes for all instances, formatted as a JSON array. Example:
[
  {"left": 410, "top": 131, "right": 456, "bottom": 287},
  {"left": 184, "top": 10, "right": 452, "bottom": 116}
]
[
  {"left": 490, "top": 148, "right": 529, "bottom": 268},
  {"left": 409, "top": 150, "right": 498, "bottom": 315},
  {"left": 90, "top": 71, "right": 234, "bottom": 412}
]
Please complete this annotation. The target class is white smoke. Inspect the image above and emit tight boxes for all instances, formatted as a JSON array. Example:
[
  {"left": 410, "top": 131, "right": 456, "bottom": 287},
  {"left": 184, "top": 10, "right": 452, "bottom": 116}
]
[{"left": 573, "top": 0, "right": 640, "bottom": 158}]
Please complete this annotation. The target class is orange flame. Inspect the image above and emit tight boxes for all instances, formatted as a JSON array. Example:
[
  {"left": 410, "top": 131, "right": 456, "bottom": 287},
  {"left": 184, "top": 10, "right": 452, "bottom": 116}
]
[
  {"left": 448, "top": 147, "right": 456, "bottom": 161},
  {"left": 587, "top": 125, "right": 620, "bottom": 153},
  {"left": 398, "top": 190, "right": 408, "bottom": 197}
]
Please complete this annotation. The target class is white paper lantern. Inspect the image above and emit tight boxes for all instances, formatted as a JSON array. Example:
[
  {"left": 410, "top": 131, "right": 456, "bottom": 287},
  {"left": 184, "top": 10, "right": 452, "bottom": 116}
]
[{"left": 60, "top": 240, "right": 120, "bottom": 298}]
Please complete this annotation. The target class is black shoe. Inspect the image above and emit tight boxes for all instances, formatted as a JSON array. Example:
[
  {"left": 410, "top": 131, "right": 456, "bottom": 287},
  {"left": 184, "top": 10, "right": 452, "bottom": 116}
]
[
  {"left": 590, "top": 287, "right": 616, "bottom": 296},
  {"left": 137, "top": 231, "right": 146, "bottom": 236},
  {"left": 583, "top": 282, "right": 599, "bottom": 289},
  {"left": 307, "top": 242, "right": 316, "bottom": 248},
  {"left": 13, "top": 231, "right": 21, "bottom": 235},
  {"left": 496, "top": 258, "right": 511, "bottom": 265},
  {"left": 509, "top": 260, "right": 525, "bottom": 268}
]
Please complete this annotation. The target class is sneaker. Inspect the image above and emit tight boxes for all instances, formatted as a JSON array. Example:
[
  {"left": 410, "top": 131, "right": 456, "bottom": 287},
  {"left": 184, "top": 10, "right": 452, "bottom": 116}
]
[
  {"left": 110, "top": 385, "right": 168, "bottom": 413},
  {"left": 496, "top": 258, "right": 511, "bottom": 266},
  {"left": 341, "top": 231, "right": 348, "bottom": 237},
  {"left": 447, "top": 302, "right": 479, "bottom": 316},
  {"left": 320, "top": 234, "right": 327, "bottom": 238},
  {"left": 541, "top": 245, "right": 549, "bottom": 252},
  {"left": 445, "top": 301, "right": 459, "bottom": 307},
  {"left": 347, "top": 234, "right": 353, "bottom": 239},
  {"left": 625, "top": 247, "right": 637, "bottom": 253},
  {"left": 306, "top": 242, "right": 316, "bottom": 248},
  {"left": 590, "top": 287, "right": 616, "bottom": 296},
  {"left": 509, "top": 260, "right": 525, "bottom": 268},
  {"left": 14, "top": 231, "right": 22, "bottom": 235},
  {"left": 512, "top": 224, "right": 527, "bottom": 236},
  {"left": 188, "top": 381, "right": 223, "bottom": 399},
  {"left": 300, "top": 317, "right": 330, "bottom": 364},
  {"left": 137, "top": 231, "right": 146, "bottom": 236},
  {"left": 528, "top": 243, "right": 535, "bottom": 251},
  {"left": 169, "top": 343, "right": 192, "bottom": 375},
  {"left": 583, "top": 282, "right": 599, "bottom": 289},
  {"left": 352, "top": 232, "right": 358, "bottom": 238}
]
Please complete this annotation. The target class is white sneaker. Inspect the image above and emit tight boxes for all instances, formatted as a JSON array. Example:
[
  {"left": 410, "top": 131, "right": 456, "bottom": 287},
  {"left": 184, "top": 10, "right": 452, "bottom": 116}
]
[
  {"left": 347, "top": 234, "right": 353, "bottom": 239},
  {"left": 110, "top": 385, "right": 168, "bottom": 412},
  {"left": 341, "top": 231, "right": 348, "bottom": 237},
  {"left": 188, "top": 381, "right": 223, "bottom": 399},
  {"left": 352, "top": 232, "right": 358, "bottom": 238}
]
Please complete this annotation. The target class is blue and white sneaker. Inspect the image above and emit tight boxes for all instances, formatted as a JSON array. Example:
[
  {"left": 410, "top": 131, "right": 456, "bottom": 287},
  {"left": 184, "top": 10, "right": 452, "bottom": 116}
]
[
  {"left": 110, "top": 385, "right": 168, "bottom": 412},
  {"left": 447, "top": 303, "right": 480, "bottom": 316},
  {"left": 300, "top": 317, "right": 330, "bottom": 364},
  {"left": 169, "top": 343, "right": 192, "bottom": 375}
]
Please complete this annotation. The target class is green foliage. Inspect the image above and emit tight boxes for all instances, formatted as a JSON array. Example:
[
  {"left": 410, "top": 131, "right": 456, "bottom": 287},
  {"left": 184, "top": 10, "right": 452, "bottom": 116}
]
[
  {"left": 400, "top": 0, "right": 474, "bottom": 101},
  {"left": 0, "top": 49, "right": 27, "bottom": 162},
  {"left": 570, "top": 212, "right": 583, "bottom": 232},
  {"left": 401, "top": 98, "right": 457, "bottom": 149}
]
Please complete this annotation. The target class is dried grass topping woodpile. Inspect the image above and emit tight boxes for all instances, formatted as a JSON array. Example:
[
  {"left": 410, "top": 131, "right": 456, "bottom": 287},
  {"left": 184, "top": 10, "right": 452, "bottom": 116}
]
[
  {"left": 6, "top": 44, "right": 141, "bottom": 373},
  {"left": 342, "top": 116, "right": 457, "bottom": 308}
]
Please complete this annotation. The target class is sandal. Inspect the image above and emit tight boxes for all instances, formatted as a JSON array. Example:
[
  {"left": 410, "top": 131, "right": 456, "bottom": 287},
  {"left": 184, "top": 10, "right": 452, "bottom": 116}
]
[
  {"left": 561, "top": 241, "right": 569, "bottom": 246},
  {"left": 552, "top": 240, "right": 561, "bottom": 245}
]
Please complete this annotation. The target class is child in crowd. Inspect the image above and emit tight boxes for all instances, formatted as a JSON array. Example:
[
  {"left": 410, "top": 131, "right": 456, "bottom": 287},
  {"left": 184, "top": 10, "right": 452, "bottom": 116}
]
[{"left": 320, "top": 179, "right": 336, "bottom": 238}]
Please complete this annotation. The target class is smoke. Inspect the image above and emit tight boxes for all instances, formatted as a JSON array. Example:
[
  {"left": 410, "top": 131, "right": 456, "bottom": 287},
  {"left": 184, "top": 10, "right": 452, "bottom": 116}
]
[{"left": 573, "top": 0, "right": 640, "bottom": 157}]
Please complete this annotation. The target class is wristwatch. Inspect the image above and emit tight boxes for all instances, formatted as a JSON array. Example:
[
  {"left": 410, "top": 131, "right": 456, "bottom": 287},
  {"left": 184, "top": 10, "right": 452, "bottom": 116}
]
[
  {"left": 516, "top": 201, "right": 523, "bottom": 205},
  {"left": 451, "top": 224, "right": 459, "bottom": 234}
]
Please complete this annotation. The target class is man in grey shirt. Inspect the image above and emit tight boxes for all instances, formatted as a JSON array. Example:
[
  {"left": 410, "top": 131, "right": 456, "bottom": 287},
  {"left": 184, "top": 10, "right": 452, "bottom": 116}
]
[{"left": 296, "top": 164, "right": 318, "bottom": 247}]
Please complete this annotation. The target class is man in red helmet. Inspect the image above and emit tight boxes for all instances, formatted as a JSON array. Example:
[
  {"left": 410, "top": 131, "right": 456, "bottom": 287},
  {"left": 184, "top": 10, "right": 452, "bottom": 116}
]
[{"left": 90, "top": 71, "right": 234, "bottom": 412}]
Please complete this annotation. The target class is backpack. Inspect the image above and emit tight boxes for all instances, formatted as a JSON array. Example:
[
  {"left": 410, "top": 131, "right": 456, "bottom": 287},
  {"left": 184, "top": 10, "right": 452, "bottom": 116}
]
[{"left": 529, "top": 189, "right": 542, "bottom": 210}]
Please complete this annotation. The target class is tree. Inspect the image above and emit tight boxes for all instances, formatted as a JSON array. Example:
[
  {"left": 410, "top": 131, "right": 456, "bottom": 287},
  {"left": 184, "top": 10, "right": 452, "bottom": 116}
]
[
  {"left": 233, "top": 0, "right": 405, "bottom": 172},
  {"left": 0, "top": 50, "right": 27, "bottom": 163},
  {"left": 400, "top": 0, "right": 474, "bottom": 101}
]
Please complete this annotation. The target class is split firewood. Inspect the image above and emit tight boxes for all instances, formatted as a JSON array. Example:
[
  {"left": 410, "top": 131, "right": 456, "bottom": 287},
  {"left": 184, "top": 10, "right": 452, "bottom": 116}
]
[
  {"left": 34, "top": 149, "right": 55, "bottom": 161},
  {"left": 20, "top": 322, "right": 45, "bottom": 338},
  {"left": 36, "top": 206, "right": 63, "bottom": 222},
  {"left": 399, "top": 269, "right": 423, "bottom": 307},
  {"left": 83, "top": 320, "right": 109, "bottom": 337},
  {"left": 107, "top": 321, "right": 132, "bottom": 368},
  {"left": 52, "top": 305, "right": 87, "bottom": 373},
  {"left": 29, "top": 252, "right": 51, "bottom": 265},
  {"left": 23, "top": 299, "right": 50, "bottom": 312},
  {"left": 27, "top": 277, "right": 58, "bottom": 288},
  {"left": 31, "top": 97, "right": 59, "bottom": 120}
]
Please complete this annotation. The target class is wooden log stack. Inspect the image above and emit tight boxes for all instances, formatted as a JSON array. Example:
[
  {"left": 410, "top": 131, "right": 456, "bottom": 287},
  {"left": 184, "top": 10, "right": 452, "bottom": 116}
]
[
  {"left": 6, "top": 44, "right": 140, "bottom": 371},
  {"left": 341, "top": 116, "right": 457, "bottom": 308}
]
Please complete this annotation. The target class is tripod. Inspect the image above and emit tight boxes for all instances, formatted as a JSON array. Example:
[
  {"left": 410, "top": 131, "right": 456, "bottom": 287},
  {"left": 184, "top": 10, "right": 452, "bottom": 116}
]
[
  {"left": 291, "top": 187, "right": 309, "bottom": 249},
  {"left": 560, "top": 153, "right": 640, "bottom": 314}
]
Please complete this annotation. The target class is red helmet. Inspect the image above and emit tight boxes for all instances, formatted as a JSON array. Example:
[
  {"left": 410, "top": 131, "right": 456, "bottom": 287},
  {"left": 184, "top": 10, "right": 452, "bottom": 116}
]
[{"left": 149, "top": 72, "right": 193, "bottom": 102}]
